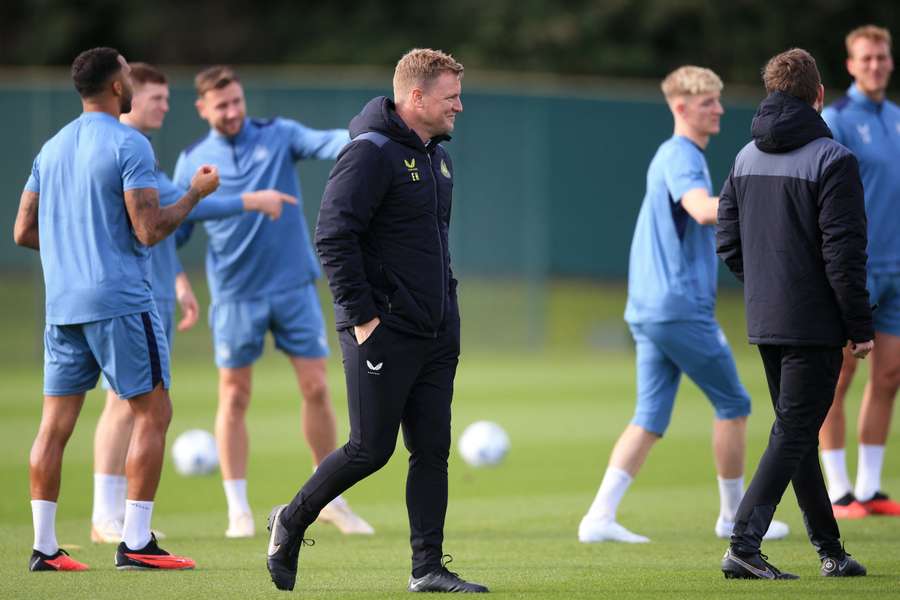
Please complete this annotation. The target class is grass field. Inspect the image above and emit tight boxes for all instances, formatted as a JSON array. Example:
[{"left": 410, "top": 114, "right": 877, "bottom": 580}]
[{"left": 0, "top": 275, "right": 897, "bottom": 599}]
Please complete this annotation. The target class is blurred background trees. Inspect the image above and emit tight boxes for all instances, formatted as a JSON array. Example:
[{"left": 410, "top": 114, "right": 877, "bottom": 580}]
[{"left": 1, "top": 0, "right": 897, "bottom": 90}]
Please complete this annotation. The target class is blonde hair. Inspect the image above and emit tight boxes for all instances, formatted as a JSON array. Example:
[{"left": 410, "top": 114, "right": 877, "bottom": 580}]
[
  {"left": 393, "top": 48, "right": 464, "bottom": 102},
  {"left": 846, "top": 25, "right": 892, "bottom": 55},
  {"left": 661, "top": 66, "right": 723, "bottom": 99}
]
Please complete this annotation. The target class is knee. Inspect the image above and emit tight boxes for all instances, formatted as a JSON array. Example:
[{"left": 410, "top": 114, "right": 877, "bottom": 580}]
[
  {"left": 870, "top": 364, "right": 900, "bottom": 398},
  {"left": 220, "top": 379, "right": 251, "bottom": 414},
  {"left": 137, "top": 395, "right": 172, "bottom": 432},
  {"left": 299, "top": 375, "right": 329, "bottom": 406},
  {"left": 345, "top": 439, "right": 394, "bottom": 473}
]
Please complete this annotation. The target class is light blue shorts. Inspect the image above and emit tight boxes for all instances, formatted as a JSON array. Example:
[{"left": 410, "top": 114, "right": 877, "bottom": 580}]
[
  {"left": 210, "top": 283, "right": 329, "bottom": 369},
  {"left": 44, "top": 310, "right": 171, "bottom": 400},
  {"left": 101, "top": 299, "right": 174, "bottom": 392},
  {"left": 628, "top": 319, "right": 751, "bottom": 435},
  {"left": 868, "top": 272, "right": 900, "bottom": 337}
]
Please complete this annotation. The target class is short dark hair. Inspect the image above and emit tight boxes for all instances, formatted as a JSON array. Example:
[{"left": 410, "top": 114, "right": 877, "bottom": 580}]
[
  {"left": 194, "top": 65, "right": 240, "bottom": 97},
  {"left": 762, "top": 48, "right": 821, "bottom": 105},
  {"left": 129, "top": 62, "right": 167, "bottom": 87},
  {"left": 71, "top": 47, "right": 123, "bottom": 98}
]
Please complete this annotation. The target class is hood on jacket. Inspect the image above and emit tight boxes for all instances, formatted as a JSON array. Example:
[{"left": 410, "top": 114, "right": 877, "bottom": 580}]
[
  {"left": 349, "top": 96, "right": 425, "bottom": 150},
  {"left": 751, "top": 91, "right": 832, "bottom": 153}
]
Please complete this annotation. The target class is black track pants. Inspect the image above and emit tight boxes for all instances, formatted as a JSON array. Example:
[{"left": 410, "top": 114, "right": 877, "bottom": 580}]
[
  {"left": 731, "top": 344, "right": 843, "bottom": 558},
  {"left": 283, "top": 323, "right": 459, "bottom": 577}
]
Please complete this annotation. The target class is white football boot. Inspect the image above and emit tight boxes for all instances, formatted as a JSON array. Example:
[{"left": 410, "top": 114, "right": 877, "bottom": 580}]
[
  {"left": 225, "top": 512, "right": 255, "bottom": 538},
  {"left": 316, "top": 496, "right": 374, "bottom": 535},
  {"left": 578, "top": 515, "right": 650, "bottom": 543},
  {"left": 715, "top": 515, "right": 790, "bottom": 540}
]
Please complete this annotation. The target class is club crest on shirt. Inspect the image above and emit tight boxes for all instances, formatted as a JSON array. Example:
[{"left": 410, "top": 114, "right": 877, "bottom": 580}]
[
  {"left": 252, "top": 145, "right": 270, "bottom": 163},
  {"left": 856, "top": 123, "right": 872, "bottom": 144},
  {"left": 440, "top": 159, "right": 451, "bottom": 179},
  {"left": 404, "top": 158, "right": 420, "bottom": 182}
]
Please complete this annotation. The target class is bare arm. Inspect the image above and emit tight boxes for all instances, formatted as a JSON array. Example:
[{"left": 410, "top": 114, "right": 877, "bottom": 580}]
[
  {"left": 125, "top": 165, "right": 219, "bottom": 246},
  {"left": 681, "top": 188, "right": 719, "bottom": 225},
  {"left": 13, "top": 190, "right": 40, "bottom": 250}
]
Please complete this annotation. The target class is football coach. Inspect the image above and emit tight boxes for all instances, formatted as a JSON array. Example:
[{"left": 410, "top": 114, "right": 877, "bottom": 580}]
[
  {"left": 716, "top": 48, "right": 873, "bottom": 580},
  {"left": 265, "top": 48, "right": 488, "bottom": 594}
]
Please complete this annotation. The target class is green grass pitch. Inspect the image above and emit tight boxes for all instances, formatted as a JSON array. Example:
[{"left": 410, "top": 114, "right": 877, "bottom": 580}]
[{"left": 0, "top": 277, "right": 897, "bottom": 599}]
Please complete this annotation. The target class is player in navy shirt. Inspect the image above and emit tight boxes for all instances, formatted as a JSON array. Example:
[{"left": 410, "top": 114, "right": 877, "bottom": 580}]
[
  {"left": 578, "top": 67, "right": 787, "bottom": 544},
  {"left": 819, "top": 25, "right": 900, "bottom": 519},
  {"left": 15, "top": 47, "right": 219, "bottom": 572},
  {"left": 89, "top": 63, "right": 300, "bottom": 544},
  {"left": 174, "top": 66, "right": 370, "bottom": 537}
]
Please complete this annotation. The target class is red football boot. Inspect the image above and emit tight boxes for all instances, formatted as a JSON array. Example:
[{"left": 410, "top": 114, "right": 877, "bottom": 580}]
[
  {"left": 29, "top": 548, "right": 89, "bottom": 571},
  {"left": 861, "top": 492, "right": 900, "bottom": 516},
  {"left": 115, "top": 533, "right": 195, "bottom": 570},
  {"left": 831, "top": 493, "right": 869, "bottom": 520}
]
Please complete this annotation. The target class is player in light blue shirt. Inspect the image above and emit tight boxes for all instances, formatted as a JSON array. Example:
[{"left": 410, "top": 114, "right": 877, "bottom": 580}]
[
  {"left": 818, "top": 25, "right": 900, "bottom": 518},
  {"left": 15, "top": 47, "right": 219, "bottom": 571},
  {"left": 578, "top": 67, "right": 787, "bottom": 544},
  {"left": 174, "top": 66, "right": 371, "bottom": 537},
  {"left": 89, "top": 63, "right": 300, "bottom": 544}
]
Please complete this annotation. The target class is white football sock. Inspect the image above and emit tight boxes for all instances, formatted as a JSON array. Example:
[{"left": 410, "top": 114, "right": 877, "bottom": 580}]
[
  {"left": 855, "top": 444, "right": 885, "bottom": 502},
  {"left": 585, "top": 466, "right": 632, "bottom": 521},
  {"left": 717, "top": 476, "right": 744, "bottom": 522},
  {"left": 223, "top": 479, "right": 251, "bottom": 518},
  {"left": 821, "top": 448, "right": 853, "bottom": 502},
  {"left": 122, "top": 500, "right": 153, "bottom": 550},
  {"left": 92, "top": 473, "right": 127, "bottom": 525},
  {"left": 31, "top": 500, "right": 59, "bottom": 555}
]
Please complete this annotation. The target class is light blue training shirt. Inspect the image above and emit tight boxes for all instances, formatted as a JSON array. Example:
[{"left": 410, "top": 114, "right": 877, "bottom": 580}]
[
  {"left": 823, "top": 83, "right": 900, "bottom": 274},
  {"left": 624, "top": 135, "right": 717, "bottom": 324},
  {"left": 25, "top": 112, "right": 158, "bottom": 324},
  {"left": 173, "top": 117, "right": 349, "bottom": 302}
]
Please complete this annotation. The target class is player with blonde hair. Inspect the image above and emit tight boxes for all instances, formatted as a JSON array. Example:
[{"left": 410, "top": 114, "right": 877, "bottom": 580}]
[{"left": 578, "top": 66, "right": 788, "bottom": 544}]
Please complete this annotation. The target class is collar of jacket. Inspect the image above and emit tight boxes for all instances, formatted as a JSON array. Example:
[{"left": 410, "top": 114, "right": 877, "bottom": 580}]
[
  {"left": 350, "top": 96, "right": 452, "bottom": 154},
  {"left": 751, "top": 91, "right": 832, "bottom": 154},
  {"left": 848, "top": 82, "right": 884, "bottom": 113},
  {"left": 210, "top": 117, "right": 253, "bottom": 146}
]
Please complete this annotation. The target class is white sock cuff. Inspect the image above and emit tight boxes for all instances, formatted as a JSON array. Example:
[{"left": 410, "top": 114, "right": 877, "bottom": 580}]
[{"left": 606, "top": 466, "right": 633, "bottom": 485}]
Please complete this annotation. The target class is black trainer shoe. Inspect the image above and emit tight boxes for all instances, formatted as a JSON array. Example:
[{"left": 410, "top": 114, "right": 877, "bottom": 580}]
[
  {"left": 408, "top": 556, "right": 488, "bottom": 593},
  {"left": 721, "top": 548, "right": 798, "bottom": 580},
  {"left": 115, "top": 533, "right": 195, "bottom": 570},
  {"left": 821, "top": 551, "right": 867, "bottom": 577},
  {"left": 266, "top": 504, "right": 313, "bottom": 591}
]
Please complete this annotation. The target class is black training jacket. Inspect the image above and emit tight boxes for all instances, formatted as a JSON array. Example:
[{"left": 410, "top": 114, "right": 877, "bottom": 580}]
[
  {"left": 315, "top": 96, "right": 458, "bottom": 337},
  {"left": 716, "top": 91, "right": 873, "bottom": 346}
]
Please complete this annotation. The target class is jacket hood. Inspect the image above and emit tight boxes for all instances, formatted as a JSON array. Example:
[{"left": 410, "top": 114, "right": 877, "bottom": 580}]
[
  {"left": 751, "top": 91, "right": 832, "bottom": 153},
  {"left": 349, "top": 96, "right": 425, "bottom": 150}
]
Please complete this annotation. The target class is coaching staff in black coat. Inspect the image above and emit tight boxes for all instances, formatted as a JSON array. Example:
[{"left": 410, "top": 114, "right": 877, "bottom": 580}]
[
  {"left": 716, "top": 48, "right": 874, "bottom": 580},
  {"left": 265, "top": 48, "right": 487, "bottom": 594}
]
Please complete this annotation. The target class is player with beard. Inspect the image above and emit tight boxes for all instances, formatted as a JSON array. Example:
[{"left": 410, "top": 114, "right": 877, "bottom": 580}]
[{"left": 15, "top": 47, "right": 218, "bottom": 571}]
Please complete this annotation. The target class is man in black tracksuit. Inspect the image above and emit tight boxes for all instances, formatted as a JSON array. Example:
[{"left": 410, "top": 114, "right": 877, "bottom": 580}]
[
  {"left": 265, "top": 49, "right": 487, "bottom": 593},
  {"left": 716, "top": 48, "right": 873, "bottom": 580}
]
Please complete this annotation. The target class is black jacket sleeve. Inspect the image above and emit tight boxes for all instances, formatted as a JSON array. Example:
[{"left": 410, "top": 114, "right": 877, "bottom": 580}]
[
  {"left": 818, "top": 153, "right": 873, "bottom": 343},
  {"left": 716, "top": 168, "right": 744, "bottom": 282},
  {"left": 315, "top": 140, "right": 392, "bottom": 328}
]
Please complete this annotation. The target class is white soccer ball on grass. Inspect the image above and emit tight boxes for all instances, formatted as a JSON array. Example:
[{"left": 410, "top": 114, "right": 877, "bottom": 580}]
[
  {"left": 458, "top": 421, "right": 510, "bottom": 467},
  {"left": 171, "top": 429, "right": 219, "bottom": 476}
]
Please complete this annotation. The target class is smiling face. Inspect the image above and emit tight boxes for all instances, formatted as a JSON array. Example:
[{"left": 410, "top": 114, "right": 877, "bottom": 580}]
[
  {"left": 196, "top": 81, "right": 246, "bottom": 137},
  {"left": 417, "top": 71, "right": 463, "bottom": 138},
  {"left": 128, "top": 82, "right": 169, "bottom": 132},
  {"left": 847, "top": 37, "right": 894, "bottom": 99},
  {"left": 678, "top": 91, "right": 724, "bottom": 137}
]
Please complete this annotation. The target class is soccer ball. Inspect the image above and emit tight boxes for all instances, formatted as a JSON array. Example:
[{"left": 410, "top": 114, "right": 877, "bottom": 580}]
[
  {"left": 458, "top": 421, "right": 510, "bottom": 467},
  {"left": 171, "top": 429, "right": 219, "bottom": 476}
]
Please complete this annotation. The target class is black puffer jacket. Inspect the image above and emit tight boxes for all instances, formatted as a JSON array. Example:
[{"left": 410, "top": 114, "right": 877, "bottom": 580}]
[
  {"left": 315, "top": 96, "right": 458, "bottom": 337},
  {"left": 716, "top": 91, "right": 873, "bottom": 346}
]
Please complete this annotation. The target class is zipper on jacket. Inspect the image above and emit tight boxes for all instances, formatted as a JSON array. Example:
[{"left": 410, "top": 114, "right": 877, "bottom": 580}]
[
  {"left": 426, "top": 151, "right": 445, "bottom": 337},
  {"left": 228, "top": 138, "right": 239, "bottom": 169}
]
